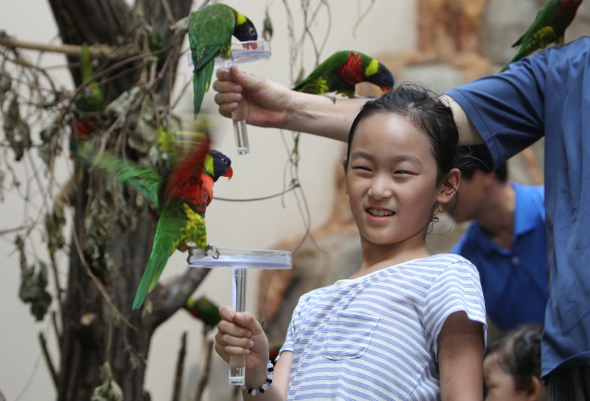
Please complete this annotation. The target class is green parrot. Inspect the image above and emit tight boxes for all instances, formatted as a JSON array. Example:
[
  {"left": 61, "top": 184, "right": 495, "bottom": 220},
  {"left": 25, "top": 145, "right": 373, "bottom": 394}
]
[
  {"left": 71, "top": 43, "right": 105, "bottom": 154},
  {"left": 75, "top": 43, "right": 105, "bottom": 113},
  {"left": 188, "top": 3, "right": 258, "bottom": 117},
  {"left": 184, "top": 296, "right": 221, "bottom": 328},
  {"left": 76, "top": 132, "right": 233, "bottom": 309},
  {"left": 293, "top": 51, "right": 394, "bottom": 98},
  {"left": 503, "top": 0, "right": 584, "bottom": 71}
]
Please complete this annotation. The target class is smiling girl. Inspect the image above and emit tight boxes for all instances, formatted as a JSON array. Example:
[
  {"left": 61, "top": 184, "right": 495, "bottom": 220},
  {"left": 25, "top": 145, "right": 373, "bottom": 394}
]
[{"left": 215, "top": 83, "right": 487, "bottom": 400}]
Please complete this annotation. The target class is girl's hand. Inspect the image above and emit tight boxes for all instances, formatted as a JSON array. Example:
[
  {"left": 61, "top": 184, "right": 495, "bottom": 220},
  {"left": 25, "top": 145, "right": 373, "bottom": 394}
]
[{"left": 215, "top": 305, "right": 270, "bottom": 387}]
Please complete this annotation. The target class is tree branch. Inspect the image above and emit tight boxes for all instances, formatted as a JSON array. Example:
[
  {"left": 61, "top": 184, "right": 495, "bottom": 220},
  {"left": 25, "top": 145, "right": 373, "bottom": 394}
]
[
  {"left": 39, "top": 332, "right": 60, "bottom": 389},
  {"left": 171, "top": 331, "right": 187, "bottom": 401},
  {"left": 150, "top": 266, "right": 211, "bottom": 329},
  {"left": 0, "top": 36, "right": 139, "bottom": 59}
]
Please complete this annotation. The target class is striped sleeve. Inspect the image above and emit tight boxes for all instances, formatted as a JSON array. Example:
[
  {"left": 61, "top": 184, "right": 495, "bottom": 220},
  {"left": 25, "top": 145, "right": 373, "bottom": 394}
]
[{"left": 423, "top": 258, "right": 487, "bottom": 360}]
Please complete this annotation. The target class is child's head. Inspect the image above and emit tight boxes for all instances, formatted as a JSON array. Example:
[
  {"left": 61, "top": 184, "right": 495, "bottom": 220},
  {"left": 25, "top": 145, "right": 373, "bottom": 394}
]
[
  {"left": 483, "top": 324, "right": 546, "bottom": 401},
  {"left": 343, "top": 83, "right": 463, "bottom": 249},
  {"left": 345, "top": 83, "right": 461, "bottom": 187}
]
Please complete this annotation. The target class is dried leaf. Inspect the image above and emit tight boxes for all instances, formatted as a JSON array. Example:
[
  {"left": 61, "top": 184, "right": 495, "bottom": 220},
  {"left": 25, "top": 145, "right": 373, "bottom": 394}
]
[
  {"left": 16, "top": 237, "right": 52, "bottom": 321},
  {"left": 91, "top": 362, "right": 123, "bottom": 401},
  {"left": 0, "top": 69, "right": 11, "bottom": 104},
  {"left": 45, "top": 199, "right": 67, "bottom": 254},
  {"left": 105, "top": 87, "right": 142, "bottom": 120},
  {"left": 38, "top": 116, "right": 64, "bottom": 168},
  {"left": 3, "top": 96, "right": 32, "bottom": 161}
]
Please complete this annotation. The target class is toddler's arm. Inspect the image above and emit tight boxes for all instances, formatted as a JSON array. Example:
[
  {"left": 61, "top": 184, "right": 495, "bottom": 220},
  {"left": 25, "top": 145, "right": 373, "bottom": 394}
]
[
  {"left": 215, "top": 305, "right": 290, "bottom": 400},
  {"left": 438, "top": 311, "right": 485, "bottom": 401}
]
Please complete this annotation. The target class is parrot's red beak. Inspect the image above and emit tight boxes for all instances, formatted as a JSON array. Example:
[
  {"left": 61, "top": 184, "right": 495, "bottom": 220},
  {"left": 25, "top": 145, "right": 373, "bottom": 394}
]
[
  {"left": 381, "top": 87, "right": 391, "bottom": 93},
  {"left": 224, "top": 166, "right": 233, "bottom": 180}
]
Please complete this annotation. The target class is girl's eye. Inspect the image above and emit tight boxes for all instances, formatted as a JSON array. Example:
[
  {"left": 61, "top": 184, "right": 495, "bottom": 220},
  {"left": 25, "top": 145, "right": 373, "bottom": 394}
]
[
  {"left": 352, "top": 165, "right": 371, "bottom": 172},
  {"left": 394, "top": 170, "right": 411, "bottom": 175}
]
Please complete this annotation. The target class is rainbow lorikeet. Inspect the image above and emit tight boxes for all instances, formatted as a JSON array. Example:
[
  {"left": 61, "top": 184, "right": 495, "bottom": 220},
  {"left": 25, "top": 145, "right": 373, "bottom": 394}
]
[
  {"left": 71, "top": 43, "right": 105, "bottom": 153},
  {"left": 189, "top": 4, "right": 258, "bottom": 116},
  {"left": 292, "top": 51, "right": 394, "bottom": 98},
  {"left": 76, "top": 131, "right": 233, "bottom": 309},
  {"left": 184, "top": 296, "right": 221, "bottom": 328},
  {"left": 503, "top": 0, "right": 584, "bottom": 71}
]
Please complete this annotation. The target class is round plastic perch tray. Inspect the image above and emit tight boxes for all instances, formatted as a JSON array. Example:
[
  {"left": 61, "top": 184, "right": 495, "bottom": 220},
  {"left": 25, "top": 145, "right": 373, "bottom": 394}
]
[
  {"left": 214, "top": 40, "right": 271, "bottom": 68},
  {"left": 188, "top": 247, "right": 290, "bottom": 269},
  {"left": 188, "top": 247, "right": 291, "bottom": 386}
]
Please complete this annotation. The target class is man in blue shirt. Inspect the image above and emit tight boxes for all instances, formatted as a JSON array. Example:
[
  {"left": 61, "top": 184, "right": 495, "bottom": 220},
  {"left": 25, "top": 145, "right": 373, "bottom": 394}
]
[
  {"left": 445, "top": 162, "right": 548, "bottom": 332},
  {"left": 445, "top": 38, "right": 590, "bottom": 399},
  {"left": 212, "top": 36, "right": 590, "bottom": 399}
]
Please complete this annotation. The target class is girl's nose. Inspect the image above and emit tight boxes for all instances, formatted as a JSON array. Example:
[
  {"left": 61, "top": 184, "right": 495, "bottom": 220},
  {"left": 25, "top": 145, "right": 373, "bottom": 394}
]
[{"left": 368, "top": 175, "right": 393, "bottom": 199}]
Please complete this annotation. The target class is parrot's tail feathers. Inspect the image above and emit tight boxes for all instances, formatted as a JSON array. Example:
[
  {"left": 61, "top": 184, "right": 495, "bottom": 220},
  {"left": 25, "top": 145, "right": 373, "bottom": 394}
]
[
  {"left": 193, "top": 60, "right": 215, "bottom": 116},
  {"left": 132, "top": 253, "right": 169, "bottom": 309}
]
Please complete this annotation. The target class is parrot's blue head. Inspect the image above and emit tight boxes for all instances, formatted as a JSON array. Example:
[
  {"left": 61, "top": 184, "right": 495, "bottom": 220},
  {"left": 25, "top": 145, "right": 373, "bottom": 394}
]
[
  {"left": 207, "top": 149, "right": 233, "bottom": 182},
  {"left": 233, "top": 15, "right": 258, "bottom": 42},
  {"left": 366, "top": 62, "right": 394, "bottom": 93}
]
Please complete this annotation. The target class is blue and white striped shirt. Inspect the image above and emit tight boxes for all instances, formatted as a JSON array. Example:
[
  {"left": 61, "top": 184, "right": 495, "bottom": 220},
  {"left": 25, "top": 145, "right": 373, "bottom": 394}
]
[{"left": 279, "top": 254, "right": 487, "bottom": 400}]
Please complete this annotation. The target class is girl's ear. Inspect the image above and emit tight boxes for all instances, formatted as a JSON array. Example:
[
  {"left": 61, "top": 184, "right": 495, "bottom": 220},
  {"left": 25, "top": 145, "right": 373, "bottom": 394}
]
[
  {"left": 525, "top": 376, "right": 547, "bottom": 401},
  {"left": 437, "top": 168, "right": 460, "bottom": 204}
]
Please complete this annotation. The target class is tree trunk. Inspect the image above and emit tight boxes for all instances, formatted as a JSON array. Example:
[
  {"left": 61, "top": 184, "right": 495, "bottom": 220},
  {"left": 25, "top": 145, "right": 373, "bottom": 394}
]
[{"left": 46, "top": 0, "right": 199, "bottom": 400}]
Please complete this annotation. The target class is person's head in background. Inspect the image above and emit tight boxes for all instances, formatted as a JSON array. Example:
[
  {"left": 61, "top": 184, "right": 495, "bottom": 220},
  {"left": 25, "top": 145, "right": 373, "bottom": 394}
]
[
  {"left": 483, "top": 324, "right": 546, "bottom": 401},
  {"left": 444, "top": 152, "right": 508, "bottom": 223}
]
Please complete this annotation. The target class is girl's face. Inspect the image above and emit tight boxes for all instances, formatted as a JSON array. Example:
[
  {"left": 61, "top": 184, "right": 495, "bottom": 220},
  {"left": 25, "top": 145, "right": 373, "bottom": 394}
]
[
  {"left": 345, "top": 112, "right": 456, "bottom": 250},
  {"left": 483, "top": 353, "right": 530, "bottom": 401}
]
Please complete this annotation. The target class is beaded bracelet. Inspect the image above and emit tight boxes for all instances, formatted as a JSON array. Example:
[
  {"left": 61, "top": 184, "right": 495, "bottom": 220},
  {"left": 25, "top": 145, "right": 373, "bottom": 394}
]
[{"left": 242, "top": 360, "right": 274, "bottom": 396}]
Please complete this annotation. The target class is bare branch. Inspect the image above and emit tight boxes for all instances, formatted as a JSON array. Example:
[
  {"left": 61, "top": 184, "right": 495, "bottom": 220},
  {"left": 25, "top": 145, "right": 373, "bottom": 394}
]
[
  {"left": 39, "top": 332, "right": 59, "bottom": 388},
  {"left": 150, "top": 266, "right": 210, "bottom": 328},
  {"left": 171, "top": 331, "right": 187, "bottom": 401},
  {"left": 0, "top": 36, "right": 140, "bottom": 59}
]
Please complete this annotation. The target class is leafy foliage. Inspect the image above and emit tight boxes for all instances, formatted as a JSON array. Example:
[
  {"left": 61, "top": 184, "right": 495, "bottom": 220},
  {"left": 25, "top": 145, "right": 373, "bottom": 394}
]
[{"left": 16, "top": 236, "right": 52, "bottom": 321}]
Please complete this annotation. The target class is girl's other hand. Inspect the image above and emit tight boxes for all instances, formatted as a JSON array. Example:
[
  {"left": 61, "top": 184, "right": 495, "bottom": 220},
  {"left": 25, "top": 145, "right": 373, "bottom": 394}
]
[{"left": 215, "top": 305, "right": 270, "bottom": 384}]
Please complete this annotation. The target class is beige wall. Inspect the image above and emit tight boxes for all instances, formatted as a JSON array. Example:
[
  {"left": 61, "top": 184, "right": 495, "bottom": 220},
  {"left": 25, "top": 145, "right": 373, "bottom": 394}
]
[{"left": 0, "top": 1, "right": 417, "bottom": 400}]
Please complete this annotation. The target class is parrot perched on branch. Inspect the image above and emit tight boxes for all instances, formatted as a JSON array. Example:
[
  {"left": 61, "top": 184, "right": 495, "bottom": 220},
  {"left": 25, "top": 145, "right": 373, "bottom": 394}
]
[
  {"left": 76, "top": 128, "right": 233, "bottom": 309},
  {"left": 75, "top": 43, "right": 105, "bottom": 114},
  {"left": 293, "top": 51, "right": 394, "bottom": 98},
  {"left": 189, "top": 4, "right": 258, "bottom": 116},
  {"left": 184, "top": 296, "right": 221, "bottom": 328},
  {"left": 503, "top": 0, "right": 584, "bottom": 71},
  {"left": 71, "top": 43, "right": 105, "bottom": 154}
]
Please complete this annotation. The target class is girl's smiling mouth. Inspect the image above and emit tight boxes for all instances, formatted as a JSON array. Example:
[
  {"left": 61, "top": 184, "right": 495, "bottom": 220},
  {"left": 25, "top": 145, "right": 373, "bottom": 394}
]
[{"left": 366, "top": 207, "right": 395, "bottom": 217}]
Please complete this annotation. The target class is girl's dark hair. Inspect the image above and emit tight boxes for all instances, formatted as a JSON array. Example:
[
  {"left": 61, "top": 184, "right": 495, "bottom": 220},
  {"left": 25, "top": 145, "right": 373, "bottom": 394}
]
[
  {"left": 485, "top": 324, "right": 543, "bottom": 391},
  {"left": 344, "top": 82, "right": 469, "bottom": 187}
]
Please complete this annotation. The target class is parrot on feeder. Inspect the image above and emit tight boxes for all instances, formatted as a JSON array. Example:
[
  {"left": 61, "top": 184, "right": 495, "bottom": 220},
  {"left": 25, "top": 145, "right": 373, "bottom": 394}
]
[
  {"left": 188, "top": 3, "right": 258, "bottom": 116},
  {"left": 292, "top": 51, "right": 394, "bottom": 98},
  {"left": 502, "top": 0, "right": 584, "bottom": 71},
  {"left": 184, "top": 296, "right": 221, "bottom": 328},
  {"left": 76, "top": 129, "right": 233, "bottom": 309}
]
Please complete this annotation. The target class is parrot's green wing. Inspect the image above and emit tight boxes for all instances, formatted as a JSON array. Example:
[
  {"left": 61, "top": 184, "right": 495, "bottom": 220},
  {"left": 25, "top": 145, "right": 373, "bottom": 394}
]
[
  {"left": 77, "top": 142, "right": 161, "bottom": 207},
  {"left": 188, "top": 4, "right": 235, "bottom": 115},
  {"left": 132, "top": 200, "right": 207, "bottom": 309}
]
